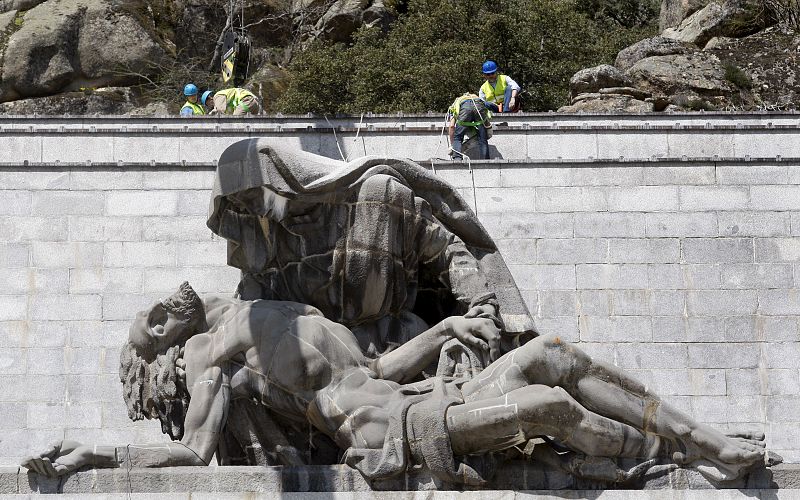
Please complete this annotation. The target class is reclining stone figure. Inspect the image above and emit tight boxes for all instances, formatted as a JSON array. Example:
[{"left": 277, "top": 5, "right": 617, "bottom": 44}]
[{"left": 22, "top": 282, "right": 768, "bottom": 485}]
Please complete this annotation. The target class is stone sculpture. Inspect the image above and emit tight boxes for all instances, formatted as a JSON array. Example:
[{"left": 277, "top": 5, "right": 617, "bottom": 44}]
[
  {"left": 20, "top": 144, "right": 777, "bottom": 487},
  {"left": 23, "top": 282, "right": 768, "bottom": 485}
]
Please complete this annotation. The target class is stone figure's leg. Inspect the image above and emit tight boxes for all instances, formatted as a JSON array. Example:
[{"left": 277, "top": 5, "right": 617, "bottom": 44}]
[
  {"left": 460, "top": 333, "right": 764, "bottom": 470},
  {"left": 447, "top": 384, "right": 656, "bottom": 458}
]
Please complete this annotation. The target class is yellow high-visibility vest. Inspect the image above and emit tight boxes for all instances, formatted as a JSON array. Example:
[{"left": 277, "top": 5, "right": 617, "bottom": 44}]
[
  {"left": 181, "top": 101, "right": 205, "bottom": 115},
  {"left": 215, "top": 88, "right": 256, "bottom": 114},
  {"left": 480, "top": 74, "right": 508, "bottom": 105}
]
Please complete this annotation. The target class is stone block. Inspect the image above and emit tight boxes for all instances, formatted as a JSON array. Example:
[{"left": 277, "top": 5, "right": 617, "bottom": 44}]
[
  {"left": 579, "top": 315, "right": 652, "bottom": 342},
  {"left": 685, "top": 317, "right": 725, "bottom": 343},
  {"left": 70, "top": 170, "right": 145, "bottom": 190},
  {"left": 679, "top": 186, "right": 749, "bottom": 211},
  {"left": 142, "top": 267, "right": 240, "bottom": 295},
  {"left": 597, "top": 131, "right": 669, "bottom": 159},
  {"left": 606, "top": 186, "right": 679, "bottom": 211},
  {"left": 759, "top": 316, "right": 799, "bottom": 341},
  {"left": 30, "top": 295, "right": 102, "bottom": 321},
  {"left": 726, "top": 369, "right": 762, "bottom": 396},
  {"left": 724, "top": 316, "right": 759, "bottom": 342},
  {"left": 649, "top": 290, "right": 685, "bottom": 316},
  {"left": 759, "top": 290, "right": 800, "bottom": 316},
  {"left": 112, "top": 136, "right": 180, "bottom": 163},
  {"left": 0, "top": 216, "right": 68, "bottom": 241},
  {"left": 106, "top": 191, "right": 179, "bottom": 216},
  {"left": 68, "top": 216, "right": 143, "bottom": 242},
  {"left": 682, "top": 238, "right": 753, "bottom": 264},
  {"left": 101, "top": 294, "right": 154, "bottom": 322},
  {"left": 0, "top": 170, "right": 69, "bottom": 190},
  {"left": 767, "top": 369, "right": 800, "bottom": 395},
  {"left": 612, "top": 289, "right": 649, "bottom": 315},
  {"left": 693, "top": 395, "right": 761, "bottom": 423},
  {"left": 575, "top": 212, "right": 646, "bottom": 238},
  {"left": 508, "top": 265, "right": 576, "bottom": 291},
  {"left": 0, "top": 242, "right": 29, "bottom": 267},
  {"left": 651, "top": 316, "right": 688, "bottom": 342},
  {"left": 2, "top": 268, "right": 69, "bottom": 295},
  {"left": 65, "top": 402, "right": 103, "bottom": 429},
  {"left": 764, "top": 343, "right": 800, "bottom": 368},
  {"left": 177, "top": 190, "right": 211, "bottom": 215},
  {"left": 537, "top": 238, "right": 607, "bottom": 264},
  {"left": 31, "top": 242, "right": 104, "bottom": 268},
  {"left": 642, "top": 165, "right": 715, "bottom": 185},
  {"left": 751, "top": 185, "right": 800, "bottom": 210},
  {"left": 576, "top": 264, "right": 649, "bottom": 289},
  {"left": 578, "top": 290, "right": 612, "bottom": 315},
  {"left": 534, "top": 316, "right": 579, "bottom": 342},
  {"left": 0, "top": 403, "right": 26, "bottom": 429},
  {"left": 499, "top": 212, "right": 573, "bottom": 239},
  {"left": 682, "top": 264, "right": 723, "bottom": 289},
  {"left": 0, "top": 190, "right": 31, "bottom": 215},
  {"left": 755, "top": 238, "right": 800, "bottom": 262},
  {"left": 473, "top": 187, "right": 538, "bottom": 213},
  {"left": 0, "top": 466, "right": 17, "bottom": 493},
  {"left": 644, "top": 212, "right": 718, "bottom": 237},
  {"left": 688, "top": 343, "right": 760, "bottom": 369},
  {"left": 142, "top": 169, "right": 216, "bottom": 190},
  {"left": 571, "top": 166, "right": 646, "bottom": 186},
  {"left": 575, "top": 342, "right": 615, "bottom": 363},
  {"left": 495, "top": 239, "right": 537, "bottom": 265},
  {"left": 717, "top": 165, "right": 789, "bottom": 185},
  {"left": 0, "top": 374, "right": 65, "bottom": 401},
  {"left": 26, "top": 402, "right": 66, "bottom": 429},
  {"left": 719, "top": 212, "right": 791, "bottom": 237},
  {"left": 720, "top": 264, "right": 793, "bottom": 290},
  {"left": 437, "top": 166, "right": 501, "bottom": 189},
  {"left": 616, "top": 343, "right": 688, "bottom": 369},
  {"left": 609, "top": 238, "right": 680, "bottom": 264},
  {"left": 69, "top": 268, "right": 144, "bottom": 294},
  {"left": 0, "top": 296, "right": 26, "bottom": 321},
  {"left": 500, "top": 166, "right": 571, "bottom": 187},
  {"left": 142, "top": 216, "right": 213, "bottom": 241},
  {"left": 538, "top": 290, "right": 577, "bottom": 317},
  {"left": 535, "top": 186, "right": 607, "bottom": 212},
  {"left": 647, "top": 264, "right": 685, "bottom": 289},
  {"left": 65, "top": 347, "right": 103, "bottom": 375},
  {"left": 0, "top": 348, "right": 27, "bottom": 375},
  {"left": 31, "top": 191, "right": 105, "bottom": 216},
  {"left": 104, "top": 242, "right": 177, "bottom": 268},
  {"left": 766, "top": 396, "right": 800, "bottom": 423}
]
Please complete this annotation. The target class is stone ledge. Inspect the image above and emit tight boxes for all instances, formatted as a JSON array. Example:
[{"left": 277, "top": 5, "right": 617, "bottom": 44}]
[{"left": 1, "top": 463, "right": 798, "bottom": 494}]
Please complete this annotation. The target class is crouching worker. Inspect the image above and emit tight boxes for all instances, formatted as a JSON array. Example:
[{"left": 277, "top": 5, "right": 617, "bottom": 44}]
[
  {"left": 448, "top": 93, "right": 492, "bottom": 160},
  {"left": 22, "top": 282, "right": 770, "bottom": 485},
  {"left": 206, "top": 87, "right": 260, "bottom": 115}
]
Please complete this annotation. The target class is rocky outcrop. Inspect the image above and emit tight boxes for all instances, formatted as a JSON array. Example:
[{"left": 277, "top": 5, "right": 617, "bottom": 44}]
[
  {"left": 0, "top": 87, "right": 144, "bottom": 114},
  {"left": 0, "top": 0, "right": 46, "bottom": 13},
  {"left": 659, "top": 0, "right": 713, "bottom": 30},
  {"left": 662, "top": 0, "right": 772, "bottom": 47},
  {"left": 559, "top": 94, "right": 654, "bottom": 113},
  {"left": 0, "top": 0, "right": 168, "bottom": 103},
  {"left": 569, "top": 64, "right": 631, "bottom": 99},
  {"left": 314, "top": 0, "right": 393, "bottom": 42},
  {"left": 615, "top": 36, "right": 696, "bottom": 71},
  {"left": 627, "top": 52, "right": 732, "bottom": 97}
]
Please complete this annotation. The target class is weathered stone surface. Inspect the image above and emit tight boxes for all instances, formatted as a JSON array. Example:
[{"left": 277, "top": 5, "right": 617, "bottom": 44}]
[
  {"left": 627, "top": 52, "right": 732, "bottom": 102},
  {"left": 0, "top": 0, "right": 169, "bottom": 103},
  {"left": 0, "top": 87, "right": 140, "bottom": 115},
  {"left": 599, "top": 87, "right": 653, "bottom": 100},
  {"left": 662, "top": 0, "right": 772, "bottom": 47},
  {"left": 569, "top": 64, "right": 631, "bottom": 99},
  {"left": 0, "top": 0, "right": 45, "bottom": 13},
  {"left": 559, "top": 94, "right": 653, "bottom": 113},
  {"left": 660, "top": 0, "right": 714, "bottom": 30},
  {"left": 615, "top": 36, "right": 697, "bottom": 71},
  {"left": 315, "top": 0, "right": 369, "bottom": 42}
]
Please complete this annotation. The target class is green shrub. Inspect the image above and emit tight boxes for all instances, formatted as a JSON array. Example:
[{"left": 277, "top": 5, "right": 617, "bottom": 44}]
[{"left": 723, "top": 62, "right": 753, "bottom": 88}]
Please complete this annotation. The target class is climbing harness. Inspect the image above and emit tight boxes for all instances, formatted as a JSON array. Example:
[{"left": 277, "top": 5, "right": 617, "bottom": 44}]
[{"left": 221, "top": 0, "right": 252, "bottom": 86}]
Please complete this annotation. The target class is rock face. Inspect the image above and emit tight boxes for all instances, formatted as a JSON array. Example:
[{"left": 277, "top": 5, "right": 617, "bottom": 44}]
[
  {"left": 0, "top": 0, "right": 46, "bottom": 13},
  {"left": 627, "top": 52, "right": 732, "bottom": 97},
  {"left": 569, "top": 64, "right": 631, "bottom": 99},
  {"left": 615, "top": 36, "right": 696, "bottom": 71},
  {"left": 662, "top": 0, "right": 771, "bottom": 47},
  {"left": 0, "top": 86, "right": 162, "bottom": 114},
  {"left": 315, "top": 0, "right": 393, "bottom": 42},
  {"left": 0, "top": 0, "right": 168, "bottom": 103},
  {"left": 558, "top": 94, "right": 654, "bottom": 113},
  {"left": 659, "top": 0, "right": 713, "bottom": 30}
]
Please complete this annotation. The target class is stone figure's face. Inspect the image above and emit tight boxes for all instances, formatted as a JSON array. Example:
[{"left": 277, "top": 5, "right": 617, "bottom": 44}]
[{"left": 129, "top": 300, "right": 195, "bottom": 354}]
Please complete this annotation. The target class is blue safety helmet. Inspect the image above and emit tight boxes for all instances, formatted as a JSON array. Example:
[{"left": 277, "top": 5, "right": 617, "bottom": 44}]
[
  {"left": 201, "top": 90, "right": 214, "bottom": 106},
  {"left": 183, "top": 83, "right": 199, "bottom": 96},
  {"left": 482, "top": 60, "right": 498, "bottom": 74}
]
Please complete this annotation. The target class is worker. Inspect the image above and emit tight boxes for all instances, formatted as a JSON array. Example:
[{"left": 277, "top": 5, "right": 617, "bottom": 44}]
[
  {"left": 447, "top": 93, "right": 491, "bottom": 160},
  {"left": 205, "top": 87, "right": 261, "bottom": 115},
  {"left": 180, "top": 83, "right": 205, "bottom": 116},
  {"left": 479, "top": 60, "right": 521, "bottom": 113}
]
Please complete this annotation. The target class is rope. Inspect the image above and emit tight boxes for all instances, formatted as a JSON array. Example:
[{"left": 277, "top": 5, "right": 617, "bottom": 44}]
[
  {"left": 324, "top": 114, "right": 347, "bottom": 161},
  {"left": 345, "top": 113, "right": 365, "bottom": 161}
]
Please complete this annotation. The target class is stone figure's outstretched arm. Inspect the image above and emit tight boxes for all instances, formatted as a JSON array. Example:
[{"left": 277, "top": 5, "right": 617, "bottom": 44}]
[
  {"left": 22, "top": 336, "right": 230, "bottom": 477},
  {"left": 372, "top": 316, "right": 500, "bottom": 383}
]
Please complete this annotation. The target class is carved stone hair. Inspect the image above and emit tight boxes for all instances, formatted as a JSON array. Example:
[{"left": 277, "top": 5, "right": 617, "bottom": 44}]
[
  {"left": 120, "top": 342, "right": 190, "bottom": 440},
  {"left": 162, "top": 281, "right": 203, "bottom": 319}
]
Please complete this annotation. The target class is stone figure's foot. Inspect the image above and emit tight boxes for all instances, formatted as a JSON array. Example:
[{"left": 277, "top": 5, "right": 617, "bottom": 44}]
[{"left": 671, "top": 427, "right": 767, "bottom": 481}]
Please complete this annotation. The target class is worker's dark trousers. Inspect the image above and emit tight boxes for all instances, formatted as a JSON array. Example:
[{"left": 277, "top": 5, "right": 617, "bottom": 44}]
[{"left": 453, "top": 124, "right": 489, "bottom": 160}]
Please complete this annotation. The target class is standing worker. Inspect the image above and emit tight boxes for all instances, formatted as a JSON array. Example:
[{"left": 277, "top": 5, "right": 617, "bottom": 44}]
[
  {"left": 479, "top": 60, "right": 521, "bottom": 113},
  {"left": 205, "top": 87, "right": 261, "bottom": 115},
  {"left": 447, "top": 92, "right": 491, "bottom": 160},
  {"left": 180, "top": 83, "right": 206, "bottom": 116}
]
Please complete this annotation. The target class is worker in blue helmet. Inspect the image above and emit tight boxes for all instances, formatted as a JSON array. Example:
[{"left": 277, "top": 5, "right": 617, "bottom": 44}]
[
  {"left": 180, "top": 83, "right": 205, "bottom": 116},
  {"left": 479, "top": 60, "right": 521, "bottom": 113}
]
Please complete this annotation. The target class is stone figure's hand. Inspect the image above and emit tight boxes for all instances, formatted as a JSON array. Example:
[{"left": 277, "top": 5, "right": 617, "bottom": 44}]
[
  {"left": 448, "top": 317, "right": 501, "bottom": 361},
  {"left": 21, "top": 439, "right": 91, "bottom": 477}
]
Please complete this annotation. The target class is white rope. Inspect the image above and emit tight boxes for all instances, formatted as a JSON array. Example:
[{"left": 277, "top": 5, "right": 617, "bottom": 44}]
[
  {"left": 324, "top": 114, "right": 347, "bottom": 161},
  {"left": 345, "top": 113, "right": 365, "bottom": 161}
]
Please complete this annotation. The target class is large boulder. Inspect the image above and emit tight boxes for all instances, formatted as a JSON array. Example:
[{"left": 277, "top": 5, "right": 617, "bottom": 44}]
[
  {"left": 0, "top": 0, "right": 168, "bottom": 103},
  {"left": 569, "top": 64, "right": 631, "bottom": 99},
  {"left": 0, "top": 0, "right": 46, "bottom": 13},
  {"left": 558, "top": 94, "right": 654, "bottom": 113},
  {"left": 0, "top": 87, "right": 137, "bottom": 114},
  {"left": 662, "top": 0, "right": 772, "bottom": 47},
  {"left": 315, "top": 0, "right": 369, "bottom": 42},
  {"left": 626, "top": 52, "right": 733, "bottom": 102},
  {"left": 615, "top": 36, "right": 697, "bottom": 71},
  {"left": 659, "top": 0, "right": 713, "bottom": 30}
]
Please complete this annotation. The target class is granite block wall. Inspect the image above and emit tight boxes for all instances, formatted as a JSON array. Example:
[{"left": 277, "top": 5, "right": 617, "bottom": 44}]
[{"left": 0, "top": 160, "right": 798, "bottom": 467}]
